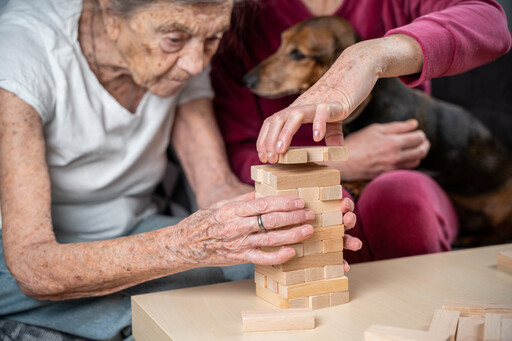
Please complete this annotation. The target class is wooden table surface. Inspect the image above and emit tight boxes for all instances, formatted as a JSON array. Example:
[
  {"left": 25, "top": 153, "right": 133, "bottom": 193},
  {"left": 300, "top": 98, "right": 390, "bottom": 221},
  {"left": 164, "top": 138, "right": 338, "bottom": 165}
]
[{"left": 132, "top": 244, "right": 512, "bottom": 341}]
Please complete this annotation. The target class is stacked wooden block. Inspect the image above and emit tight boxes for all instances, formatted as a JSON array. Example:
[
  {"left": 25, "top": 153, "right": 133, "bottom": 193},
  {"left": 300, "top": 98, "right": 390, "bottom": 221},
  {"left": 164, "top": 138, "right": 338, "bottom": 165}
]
[{"left": 251, "top": 146, "right": 349, "bottom": 310}]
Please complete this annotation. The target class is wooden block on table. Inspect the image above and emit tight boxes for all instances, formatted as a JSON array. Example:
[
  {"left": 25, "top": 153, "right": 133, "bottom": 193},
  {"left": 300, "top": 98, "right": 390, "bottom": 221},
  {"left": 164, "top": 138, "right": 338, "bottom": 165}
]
[
  {"left": 323, "top": 239, "right": 343, "bottom": 253},
  {"left": 254, "top": 271, "right": 266, "bottom": 288},
  {"left": 484, "top": 313, "right": 502, "bottom": 341},
  {"left": 273, "top": 251, "right": 343, "bottom": 272},
  {"left": 303, "top": 225, "right": 344, "bottom": 243},
  {"left": 256, "top": 284, "right": 290, "bottom": 308},
  {"left": 364, "top": 324, "right": 450, "bottom": 341},
  {"left": 305, "top": 200, "right": 342, "bottom": 213},
  {"left": 428, "top": 309, "right": 460, "bottom": 341},
  {"left": 322, "top": 211, "right": 343, "bottom": 227},
  {"left": 278, "top": 148, "right": 308, "bottom": 164},
  {"left": 330, "top": 291, "right": 349, "bottom": 306},
  {"left": 309, "top": 294, "right": 330, "bottom": 310},
  {"left": 262, "top": 164, "right": 340, "bottom": 190},
  {"left": 442, "top": 300, "right": 512, "bottom": 317},
  {"left": 278, "top": 276, "right": 348, "bottom": 299},
  {"left": 457, "top": 317, "right": 484, "bottom": 341},
  {"left": 498, "top": 251, "right": 512, "bottom": 271},
  {"left": 324, "top": 264, "right": 344, "bottom": 279},
  {"left": 289, "top": 297, "right": 309, "bottom": 309},
  {"left": 320, "top": 185, "right": 343, "bottom": 200},
  {"left": 303, "top": 240, "right": 323, "bottom": 255},
  {"left": 255, "top": 182, "right": 298, "bottom": 197},
  {"left": 241, "top": 308, "right": 315, "bottom": 332},
  {"left": 304, "top": 267, "right": 324, "bottom": 282},
  {"left": 255, "top": 265, "right": 305, "bottom": 285},
  {"left": 298, "top": 187, "right": 319, "bottom": 202},
  {"left": 502, "top": 319, "right": 512, "bottom": 341}
]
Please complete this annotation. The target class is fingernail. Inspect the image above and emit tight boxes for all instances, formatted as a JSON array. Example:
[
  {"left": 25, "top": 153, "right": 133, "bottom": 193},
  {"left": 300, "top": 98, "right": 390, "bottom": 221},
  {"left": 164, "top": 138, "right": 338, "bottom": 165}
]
[
  {"left": 294, "top": 198, "right": 304, "bottom": 208},
  {"left": 305, "top": 210, "right": 315, "bottom": 220},
  {"left": 302, "top": 225, "right": 313, "bottom": 236},
  {"left": 313, "top": 130, "right": 320, "bottom": 141},
  {"left": 267, "top": 152, "right": 274, "bottom": 162},
  {"left": 357, "top": 240, "right": 363, "bottom": 250},
  {"left": 258, "top": 152, "right": 264, "bottom": 160},
  {"left": 276, "top": 140, "right": 283, "bottom": 152}
]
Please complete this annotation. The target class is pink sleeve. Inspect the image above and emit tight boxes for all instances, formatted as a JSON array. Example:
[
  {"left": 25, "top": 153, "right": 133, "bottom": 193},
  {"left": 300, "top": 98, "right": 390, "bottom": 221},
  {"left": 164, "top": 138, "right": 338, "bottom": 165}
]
[
  {"left": 211, "top": 51, "right": 262, "bottom": 185},
  {"left": 385, "top": 0, "right": 511, "bottom": 87}
]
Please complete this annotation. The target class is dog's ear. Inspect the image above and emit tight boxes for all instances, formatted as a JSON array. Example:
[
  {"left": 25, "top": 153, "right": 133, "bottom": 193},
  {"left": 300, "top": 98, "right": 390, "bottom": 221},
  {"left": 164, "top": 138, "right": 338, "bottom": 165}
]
[{"left": 331, "top": 18, "right": 358, "bottom": 60}]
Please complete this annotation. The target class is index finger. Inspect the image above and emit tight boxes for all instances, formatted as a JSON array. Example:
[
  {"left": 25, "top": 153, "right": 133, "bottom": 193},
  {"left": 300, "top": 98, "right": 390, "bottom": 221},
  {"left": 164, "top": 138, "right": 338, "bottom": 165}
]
[{"left": 232, "top": 196, "right": 305, "bottom": 217}]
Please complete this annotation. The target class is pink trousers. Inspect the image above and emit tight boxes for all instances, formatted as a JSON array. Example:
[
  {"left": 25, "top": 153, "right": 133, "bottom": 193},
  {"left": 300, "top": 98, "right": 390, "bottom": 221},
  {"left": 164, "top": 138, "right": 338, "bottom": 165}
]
[{"left": 343, "top": 170, "right": 459, "bottom": 264}]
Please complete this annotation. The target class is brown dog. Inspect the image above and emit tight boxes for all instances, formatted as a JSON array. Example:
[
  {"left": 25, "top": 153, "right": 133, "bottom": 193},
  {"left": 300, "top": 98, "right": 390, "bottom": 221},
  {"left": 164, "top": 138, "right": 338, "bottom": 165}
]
[{"left": 244, "top": 16, "right": 512, "bottom": 246}]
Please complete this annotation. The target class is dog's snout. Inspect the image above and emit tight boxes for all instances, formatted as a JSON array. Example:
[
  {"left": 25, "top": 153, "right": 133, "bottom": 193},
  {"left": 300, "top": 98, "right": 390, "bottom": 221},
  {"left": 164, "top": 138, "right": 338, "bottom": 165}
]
[{"left": 243, "top": 72, "right": 259, "bottom": 89}]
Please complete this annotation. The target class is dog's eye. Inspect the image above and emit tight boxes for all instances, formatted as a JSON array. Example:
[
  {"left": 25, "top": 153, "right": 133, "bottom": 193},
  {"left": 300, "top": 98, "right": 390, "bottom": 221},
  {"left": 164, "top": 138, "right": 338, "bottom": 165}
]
[{"left": 289, "top": 49, "right": 306, "bottom": 61}]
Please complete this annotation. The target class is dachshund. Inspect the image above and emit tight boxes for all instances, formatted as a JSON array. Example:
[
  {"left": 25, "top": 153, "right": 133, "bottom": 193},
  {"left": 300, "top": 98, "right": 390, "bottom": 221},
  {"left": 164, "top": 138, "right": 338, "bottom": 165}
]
[{"left": 243, "top": 16, "right": 512, "bottom": 246}]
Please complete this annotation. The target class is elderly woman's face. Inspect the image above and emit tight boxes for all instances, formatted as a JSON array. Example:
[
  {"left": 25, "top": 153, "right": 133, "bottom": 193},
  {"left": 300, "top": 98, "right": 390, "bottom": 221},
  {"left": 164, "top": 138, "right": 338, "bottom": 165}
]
[{"left": 110, "top": 1, "right": 233, "bottom": 97}]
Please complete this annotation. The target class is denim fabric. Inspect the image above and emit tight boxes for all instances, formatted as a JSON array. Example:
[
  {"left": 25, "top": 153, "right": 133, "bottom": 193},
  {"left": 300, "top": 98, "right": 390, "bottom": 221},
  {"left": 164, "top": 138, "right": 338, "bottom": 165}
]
[{"left": 0, "top": 214, "right": 253, "bottom": 340}]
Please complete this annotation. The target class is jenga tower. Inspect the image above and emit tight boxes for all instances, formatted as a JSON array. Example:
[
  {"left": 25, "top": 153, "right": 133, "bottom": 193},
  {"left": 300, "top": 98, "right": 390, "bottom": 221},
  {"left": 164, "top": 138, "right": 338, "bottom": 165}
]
[{"left": 251, "top": 146, "right": 349, "bottom": 310}]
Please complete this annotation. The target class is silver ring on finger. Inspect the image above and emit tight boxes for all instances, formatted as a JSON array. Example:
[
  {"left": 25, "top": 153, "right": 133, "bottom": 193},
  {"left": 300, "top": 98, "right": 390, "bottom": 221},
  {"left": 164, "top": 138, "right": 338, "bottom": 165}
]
[{"left": 257, "top": 214, "right": 266, "bottom": 232}]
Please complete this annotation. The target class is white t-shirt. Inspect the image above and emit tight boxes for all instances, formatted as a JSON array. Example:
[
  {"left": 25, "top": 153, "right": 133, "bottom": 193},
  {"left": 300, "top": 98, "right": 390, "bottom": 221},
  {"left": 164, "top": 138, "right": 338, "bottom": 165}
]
[{"left": 0, "top": 0, "right": 213, "bottom": 242}]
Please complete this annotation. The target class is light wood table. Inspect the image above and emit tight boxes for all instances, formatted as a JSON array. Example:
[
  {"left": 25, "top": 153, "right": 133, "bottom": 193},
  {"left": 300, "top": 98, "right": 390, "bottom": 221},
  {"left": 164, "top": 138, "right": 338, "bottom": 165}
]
[{"left": 132, "top": 244, "right": 512, "bottom": 340}]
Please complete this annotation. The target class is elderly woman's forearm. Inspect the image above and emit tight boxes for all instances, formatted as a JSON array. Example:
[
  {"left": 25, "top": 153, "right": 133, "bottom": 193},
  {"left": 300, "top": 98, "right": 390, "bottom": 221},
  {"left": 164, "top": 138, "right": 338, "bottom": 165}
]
[{"left": 5, "top": 228, "right": 193, "bottom": 301}]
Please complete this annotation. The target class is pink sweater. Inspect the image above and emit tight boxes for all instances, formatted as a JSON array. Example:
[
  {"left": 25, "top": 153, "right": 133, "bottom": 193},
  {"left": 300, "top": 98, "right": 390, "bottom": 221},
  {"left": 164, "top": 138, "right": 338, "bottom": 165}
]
[{"left": 211, "top": 0, "right": 511, "bottom": 184}]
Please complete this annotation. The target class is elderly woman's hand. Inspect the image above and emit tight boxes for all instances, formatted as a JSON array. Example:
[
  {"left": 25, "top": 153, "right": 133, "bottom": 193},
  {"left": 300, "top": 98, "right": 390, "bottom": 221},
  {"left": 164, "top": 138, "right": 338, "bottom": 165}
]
[
  {"left": 169, "top": 193, "right": 315, "bottom": 265},
  {"left": 167, "top": 193, "right": 358, "bottom": 267},
  {"left": 256, "top": 34, "right": 423, "bottom": 163}
]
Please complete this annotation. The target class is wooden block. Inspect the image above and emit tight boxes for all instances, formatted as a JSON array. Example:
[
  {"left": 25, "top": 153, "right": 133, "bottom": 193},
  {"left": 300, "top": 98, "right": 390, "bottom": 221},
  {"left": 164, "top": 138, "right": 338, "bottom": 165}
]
[
  {"left": 255, "top": 284, "right": 290, "bottom": 308},
  {"left": 498, "top": 251, "right": 512, "bottom": 271},
  {"left": 428, "top": 309, "right": 460, "bottom": 341},
  {"left": 323, "top": 239, "right": 343, "bottom": 253},
  {"left": 255, "top": 193, "right": 264, "bottom": 198},
  {"left": 502, "top": 319, "right": 512, "bottom": 341},
  {"left": 255, "top": 265, "right": 305, "bottom": 285},
  {"left": 255, "top": 182, "right": 298, "bottom": 197},
  {"left": 278, "top": 148, "right": 308, "bottom": 164},
  {"left": 303, "top": 240, "right": 323, "bottom": 255},
  {"left": 484, "top": 313, "right": 502, "bottom": 341},
  {"left": 311, "top": 214, "right": 322, "bottom": 227},
  {"left": 266, "top": 276, "right": 278, "bottom": 293},
  {"left": 303, "top": 225, "right": 344, "bottom": 243},
  {"left": 309, "top": 294, "right": 330, "bottom": 310},
  {"left": 298, "top": 187, "right": 319, "bottom": 202},
  {"left": 324, "top": 264, "right": 344, "bottom": 279},
  {"left": 442, "top": 300, "right": 512, "bottom": 317},
  {"left": 324, "top": 146, "right": 348, "bottom": 162},
  {"left": 457, "top": 317, "right": 484, "bottom": 341},
  {"left": 289, "top": 297, "right": 309, "bottom": 309},
  {"left": 364, "top": 324, "right": 450, "bottom": 341},
  {"left": 254, "top": 271, "right": 266, "bottom": 288},
  {"left": 278, "top": 276, "right": 348, "bottom": 299},
  {"left": 320, "top": 185, "right": 343, "bottom": 201},
  {"left": 250, "top": 165, "right": 266, "bottom": 183},
  {"left": 303, "top": 146, "right": 327, "bottom": 162},
  {"left": 322, "top": 211, "right": 343, "bottom": 227},
  {"left": 241, "top": 308, "right": 315, "bottom": 332},
  {"left": 273, "top": 251, "right": 343, "bottom": 272},
  {"left": 305, "top": 200, "right": 342, "bottom": 213},
  {"left": 330, "top": 291, "right": 350, "bottom": 306},
  {"left": 263, "top": 164, "right": 340, "bottom": 189},
  {"left": 304, "top": 267, "right": 324, "bottom": 282}
]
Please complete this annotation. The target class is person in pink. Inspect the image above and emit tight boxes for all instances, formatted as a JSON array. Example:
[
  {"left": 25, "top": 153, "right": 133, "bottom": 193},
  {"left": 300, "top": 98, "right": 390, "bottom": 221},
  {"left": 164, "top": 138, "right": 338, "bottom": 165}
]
[{"left": 211, "top": 0, "right": 511, "bottom": 264}]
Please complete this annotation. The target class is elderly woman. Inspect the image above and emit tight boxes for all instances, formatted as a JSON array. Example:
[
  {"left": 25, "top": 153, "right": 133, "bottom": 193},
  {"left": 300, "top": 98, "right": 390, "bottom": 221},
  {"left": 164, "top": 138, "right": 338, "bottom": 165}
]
[{"left": 0, "top": 0, "right": 358, "bottom": 339}]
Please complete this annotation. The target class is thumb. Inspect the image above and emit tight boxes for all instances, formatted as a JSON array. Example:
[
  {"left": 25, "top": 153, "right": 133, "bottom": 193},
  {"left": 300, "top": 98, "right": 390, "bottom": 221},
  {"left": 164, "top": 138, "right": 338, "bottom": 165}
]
[{"left": 324, "top": 122, "right": 344, "bottom": 146}]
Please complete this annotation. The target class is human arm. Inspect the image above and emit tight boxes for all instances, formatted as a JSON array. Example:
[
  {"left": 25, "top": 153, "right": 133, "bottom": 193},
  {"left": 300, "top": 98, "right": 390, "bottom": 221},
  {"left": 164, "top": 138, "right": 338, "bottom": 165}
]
[
  {"left": 0, "top": 89, "right": 330, "bottom": 301},
  {"left": 172, "top": 98, "right": 252, "bottom": 208},
  {"left": 257, "top": 0, "right": 511, "bottom": 163}
]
